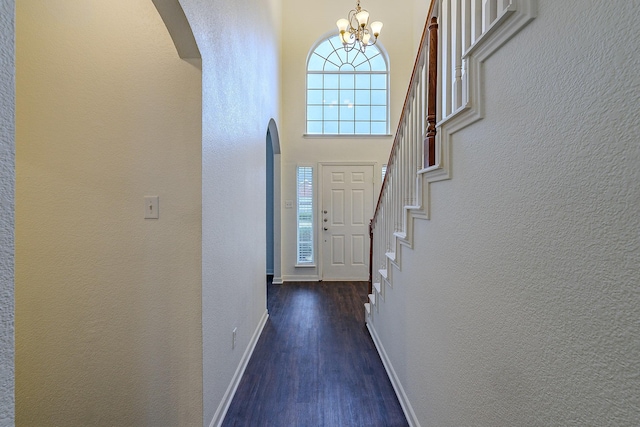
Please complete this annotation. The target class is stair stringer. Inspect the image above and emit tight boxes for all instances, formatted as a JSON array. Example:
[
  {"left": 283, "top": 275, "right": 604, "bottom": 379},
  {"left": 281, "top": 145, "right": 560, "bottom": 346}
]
[
  {"left": 372, "top": 4, "right": 539, "bottom": 317},
  {"left": 376, "top": 38, "right": 520, "bottom": 293},
  {"left": 366, "top": 63, "right": 513, "bottom": 427},
  {"left": 373, "top": 0, "right": 538, "bottom": 282},
  {"left": 365, "top": 4, "right": 538, "bottom": 425}
]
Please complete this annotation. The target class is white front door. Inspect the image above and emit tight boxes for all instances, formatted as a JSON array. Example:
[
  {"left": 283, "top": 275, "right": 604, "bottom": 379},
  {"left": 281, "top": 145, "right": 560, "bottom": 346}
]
[{"left": 321, "top": 164, "right": 374, "bottom": 280}]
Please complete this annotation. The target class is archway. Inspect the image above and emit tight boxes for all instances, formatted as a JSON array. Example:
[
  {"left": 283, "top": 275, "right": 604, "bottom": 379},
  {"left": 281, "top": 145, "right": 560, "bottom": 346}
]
[{"left": 266, "top": 119, "right": 282, "bottom": 284}]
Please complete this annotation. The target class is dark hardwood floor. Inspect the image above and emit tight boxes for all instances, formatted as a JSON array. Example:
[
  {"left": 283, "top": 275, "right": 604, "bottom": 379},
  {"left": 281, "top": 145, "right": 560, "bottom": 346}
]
[{"left": 222, "top": 280, "right": 409, "bottom": 427}]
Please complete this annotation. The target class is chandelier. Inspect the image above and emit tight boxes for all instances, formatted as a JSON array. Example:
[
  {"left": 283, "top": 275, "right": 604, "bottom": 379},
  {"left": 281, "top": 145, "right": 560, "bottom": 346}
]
[{"left": 336, "top": 0, "right": 383, "bottom": 53}]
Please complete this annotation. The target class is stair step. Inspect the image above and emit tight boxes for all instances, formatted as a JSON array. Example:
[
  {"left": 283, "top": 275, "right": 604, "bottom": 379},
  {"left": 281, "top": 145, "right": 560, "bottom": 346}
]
[
  {"left": 379, "top": 269, "right": 388, "bottom": 279},
  {"left": 393, "top": 231, "right": 407, "bottom": 240},
  {"left": 385, "top": 252, "right": 396, "bottom": 261},
  {"left": 368, "top": 293, "right": 376, "bottom": 305},
  {"left": 373, "top": 282, "right": 381, "bottom": 293},
  {"left": 364, "top": 302, "right": 371, "bottom": 314}
]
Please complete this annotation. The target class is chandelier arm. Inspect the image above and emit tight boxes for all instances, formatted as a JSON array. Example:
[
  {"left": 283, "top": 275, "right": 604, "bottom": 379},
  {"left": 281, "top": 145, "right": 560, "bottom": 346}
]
[{"left": 348, "top": 9, "right": 358, "bottom": 33}]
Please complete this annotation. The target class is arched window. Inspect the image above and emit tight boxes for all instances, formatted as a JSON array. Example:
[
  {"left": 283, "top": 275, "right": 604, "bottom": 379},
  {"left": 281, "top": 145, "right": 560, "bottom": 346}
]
[{"left": 306, "top": 34, "right": 389, "bottom": 135}]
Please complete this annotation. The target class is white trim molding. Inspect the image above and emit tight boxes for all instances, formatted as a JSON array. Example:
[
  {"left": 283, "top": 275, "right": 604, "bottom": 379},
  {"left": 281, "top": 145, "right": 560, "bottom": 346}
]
[
  {"left": 422, "top": 0, "right": 537, "bottom": 183},
  {"left": 367, "top": 3, "right": 537, "bottom": 425},
  {"left": 209, "top": 309, "right": 269, "bottom": 427},
  {"left": 367, "top": 322, "right": 421, "bottom": 427}
]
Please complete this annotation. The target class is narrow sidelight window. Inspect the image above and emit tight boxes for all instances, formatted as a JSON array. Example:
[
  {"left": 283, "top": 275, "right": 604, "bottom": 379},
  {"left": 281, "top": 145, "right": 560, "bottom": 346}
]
[{"left": 297, "top": 166, "right": 314, "bottom": 264}]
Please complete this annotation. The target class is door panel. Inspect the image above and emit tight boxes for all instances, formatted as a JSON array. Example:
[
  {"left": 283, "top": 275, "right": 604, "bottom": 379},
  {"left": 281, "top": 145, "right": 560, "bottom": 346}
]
[
  {"left": 321, "top": 164, "right": 374, "bottom": 280},
  {"left": 331, "top": 189, "right": 345, "bottom": 224},
  {"left": 331, "top": 235, "right": 345, "bottom": 265},
  {"left": 352, "top": 189, "right": 365, "bottom": 225},
  {"left": 352, "top": 235, "right": 365, "bottom": 265}
]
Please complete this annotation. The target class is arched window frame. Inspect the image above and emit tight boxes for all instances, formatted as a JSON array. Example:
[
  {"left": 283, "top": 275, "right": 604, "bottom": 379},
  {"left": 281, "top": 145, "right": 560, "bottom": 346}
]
[{"left": 305, "top": 31, "right": 390, "bottom": 136}]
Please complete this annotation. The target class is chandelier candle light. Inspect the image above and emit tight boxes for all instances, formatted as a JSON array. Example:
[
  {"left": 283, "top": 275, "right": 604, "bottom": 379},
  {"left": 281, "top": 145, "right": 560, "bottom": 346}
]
[{"left": 336, "top": 0, "right": 383, "bottom": 52}]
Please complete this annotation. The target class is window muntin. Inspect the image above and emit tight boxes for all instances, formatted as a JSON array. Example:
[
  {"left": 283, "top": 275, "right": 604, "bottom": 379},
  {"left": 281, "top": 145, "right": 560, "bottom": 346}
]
[
  {"left": 307, "top": 35, "right": 389, "bottom": 135},
  {"left": 296, "top": 166, "right": 314, "bottom": 264}
]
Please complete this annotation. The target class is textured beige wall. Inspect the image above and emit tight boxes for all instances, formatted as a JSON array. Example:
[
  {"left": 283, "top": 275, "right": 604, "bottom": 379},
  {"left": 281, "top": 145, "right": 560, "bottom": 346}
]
[
  {"left": 0, "top": 0, "right": 15, "bottom": 424},
  {"left": 280, "top": 0, "right": 424, "bottom": 281},
  {"left": 413, "top": 0, "right": 432, "bottom": 52},
  {"left": 15, "top": 0, "right": 202, "bottom": 425},
  {"left": 372, "top": 1, "right": 640, "bottom": 425}
]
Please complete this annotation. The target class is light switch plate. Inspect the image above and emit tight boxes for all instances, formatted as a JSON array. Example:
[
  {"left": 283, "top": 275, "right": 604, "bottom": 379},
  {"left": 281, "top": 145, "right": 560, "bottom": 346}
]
[
  {"left": 285, "top": 200, "right": 294, "bottom": 209},
  {"left": 144, "top": 196, "right": 159, "bottom": 219}
]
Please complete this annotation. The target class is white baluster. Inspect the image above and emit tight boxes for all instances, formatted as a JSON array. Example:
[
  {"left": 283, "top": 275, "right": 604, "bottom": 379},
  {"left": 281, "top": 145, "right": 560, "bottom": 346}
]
[
  {"left": 441, "top": 0, "right": 452, "bottom": 118},
  {"left": 461, "top": 0, "right": 472, "bottom": 52},
  {"left": 405, "top": 101, "right": 412, "bottom": 207},
  {"left": 499, "top": 0, "right": 513, "bottom": 14},
  {"left": 395, "top": 142, "right": 401, "bottom": 232},
  {"left": 413, "top": 80, "right": 420, "bottom": 203},
  {"left": 420, "top": 58, "right": 427, "bottom": 171},
  {"left": 483, "top": 0, "right": 497, "bottom": 32},
  {"left": 393, "top": 147, "right": 399, "bottom": 232},
  {"left": 384, "top": 184, "right": 389, "bottom": 251},
  {"left": 471, "top": 0, "right": 483, "bottom": 43},
  {"left": 402, "top": 131, "right": 406, "bottom": 219},
  {"left": 386, "top": 184, "right": 392, "bottom": 249},
  {"left": 414, "top": 64, "right": 423, "bottom": 202},
  {"left": 413, "top": 85, "right": 418, "bottom": 192},
  {"left": 452, "top": 0, "right": 463, "bottom": 111}
]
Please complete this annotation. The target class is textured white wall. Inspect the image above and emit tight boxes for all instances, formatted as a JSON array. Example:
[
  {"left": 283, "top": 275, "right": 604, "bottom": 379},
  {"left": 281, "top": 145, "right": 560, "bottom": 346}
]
[
  {"left": 372, "top": 1, "right": 640, "bottom": 425},
  {"left": 16, "top": 0, "right": 202, "bottom": 425},
  {"left": 178, "top": 0, "right": 281, "bottom": 424},
  {"left": 280, "top": 0, "right": 425, "bottom": 281},
  {"left": 0, "top": 1, "right": 15, "bottom": 425}
]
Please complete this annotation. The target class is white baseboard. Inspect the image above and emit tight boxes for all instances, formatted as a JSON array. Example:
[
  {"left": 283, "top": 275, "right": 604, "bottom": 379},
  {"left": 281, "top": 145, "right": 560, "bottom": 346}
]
[
  {"left": 281, "top": 275, "right": 370, "bottom": 282},
  {"left": 209, "top": 309, "right": 269, "bottom": 427},
  {"left": 366, "top": 322, "right": 420, "bottom": 427},
  {"left": 281, "top": 274, "right": 320, "bottom": 282}
]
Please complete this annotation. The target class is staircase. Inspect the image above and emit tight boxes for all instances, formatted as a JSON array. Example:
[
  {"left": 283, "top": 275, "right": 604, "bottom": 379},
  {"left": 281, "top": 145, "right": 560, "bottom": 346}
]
[
  {"left": 364, "top": 0, "right": 537, "bottom": 422},
  {"left": 365, "top": 11, "right": 437, "bottom": 318}
]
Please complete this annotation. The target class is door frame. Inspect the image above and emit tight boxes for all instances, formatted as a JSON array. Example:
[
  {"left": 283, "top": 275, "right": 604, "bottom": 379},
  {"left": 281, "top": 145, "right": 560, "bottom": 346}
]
[{"left": 317, "top": 161, "right": 377, "bottom": 281}]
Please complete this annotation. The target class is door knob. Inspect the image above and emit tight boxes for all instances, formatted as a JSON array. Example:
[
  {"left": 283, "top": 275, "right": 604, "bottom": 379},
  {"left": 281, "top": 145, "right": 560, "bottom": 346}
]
[{"left": 324, "top": 227, "right": 328, "bottom": 231}]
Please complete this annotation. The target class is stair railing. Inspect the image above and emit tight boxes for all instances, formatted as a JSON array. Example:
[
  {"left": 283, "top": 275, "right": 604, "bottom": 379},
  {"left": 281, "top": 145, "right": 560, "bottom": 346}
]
[
  {"left": 367, "top": 0, "right": 537, "bottom": 305},
  {"left": 368, "top": 5, "right": 438, "bottom": 297}
]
